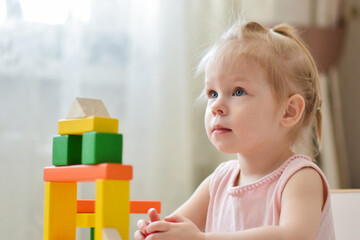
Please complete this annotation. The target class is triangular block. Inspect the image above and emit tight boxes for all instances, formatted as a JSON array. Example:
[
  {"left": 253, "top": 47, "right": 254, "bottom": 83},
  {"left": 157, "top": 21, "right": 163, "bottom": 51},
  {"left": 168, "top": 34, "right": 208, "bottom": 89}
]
[{"left": 66, "top": 97, "right": 110, "bottom": 119}]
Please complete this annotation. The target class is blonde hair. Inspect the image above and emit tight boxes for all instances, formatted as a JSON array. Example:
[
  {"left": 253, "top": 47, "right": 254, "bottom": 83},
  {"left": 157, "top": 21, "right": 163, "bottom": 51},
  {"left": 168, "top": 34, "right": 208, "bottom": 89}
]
[{"left": 198, "top": 21, "right": 322, "bottom": 147}]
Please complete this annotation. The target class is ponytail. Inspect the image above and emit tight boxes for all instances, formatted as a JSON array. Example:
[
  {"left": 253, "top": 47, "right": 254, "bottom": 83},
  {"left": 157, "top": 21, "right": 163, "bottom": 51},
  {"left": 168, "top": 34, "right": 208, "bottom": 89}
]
[
  {"left": 315, "top": 105, "right": 322, "bottom": 145},
  {"left": 271, "top": 23, "right": 323, "bottom": 148}
]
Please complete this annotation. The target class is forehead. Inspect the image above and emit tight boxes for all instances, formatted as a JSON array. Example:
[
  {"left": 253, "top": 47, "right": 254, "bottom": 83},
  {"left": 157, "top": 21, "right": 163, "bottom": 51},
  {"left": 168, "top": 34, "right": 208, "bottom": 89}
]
[{"left": 205, "top": 56, "right": 268, "bottom": 86}]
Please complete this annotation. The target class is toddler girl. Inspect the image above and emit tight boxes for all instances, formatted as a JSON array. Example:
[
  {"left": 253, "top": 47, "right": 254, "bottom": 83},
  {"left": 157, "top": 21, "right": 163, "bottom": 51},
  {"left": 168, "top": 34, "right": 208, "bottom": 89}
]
[{"left": 134, "top": 20, "right": 335, "bottom": 240}]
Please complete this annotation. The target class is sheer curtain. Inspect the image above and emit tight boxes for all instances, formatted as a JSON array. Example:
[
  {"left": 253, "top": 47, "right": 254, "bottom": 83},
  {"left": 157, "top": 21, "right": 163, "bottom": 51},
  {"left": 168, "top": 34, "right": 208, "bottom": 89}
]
[{"left": 0, "top": 0, "right": 237, "bottom": 239}]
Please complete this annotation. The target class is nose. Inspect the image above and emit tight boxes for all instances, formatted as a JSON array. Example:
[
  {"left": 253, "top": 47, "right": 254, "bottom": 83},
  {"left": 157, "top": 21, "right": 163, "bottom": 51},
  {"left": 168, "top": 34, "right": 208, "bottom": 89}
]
[{"left": 210, "top": 98, "right": 227, "bottom": 116}]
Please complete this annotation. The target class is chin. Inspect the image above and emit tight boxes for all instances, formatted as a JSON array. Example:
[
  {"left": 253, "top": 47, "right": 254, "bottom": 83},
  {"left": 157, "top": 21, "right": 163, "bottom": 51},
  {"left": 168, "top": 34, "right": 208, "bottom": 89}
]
[{"left": 215, "top": 145, "right": 238, "bottom": 154}]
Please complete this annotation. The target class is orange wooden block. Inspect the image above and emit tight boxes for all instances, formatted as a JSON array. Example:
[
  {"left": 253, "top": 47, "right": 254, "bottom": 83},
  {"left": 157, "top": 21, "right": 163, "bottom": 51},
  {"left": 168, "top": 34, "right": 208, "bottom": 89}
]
[
  {"left": 77, "top": 200, "right": 95, "bottom": 213},
  {"left": 77, "top": 200, "right": 161, "bottom": 214},
  {"left": 44, "top": 163, "right": 133, "bottom": 182},
  {"left": 130, "top": 201, "right": 161, "bottom": 214}
]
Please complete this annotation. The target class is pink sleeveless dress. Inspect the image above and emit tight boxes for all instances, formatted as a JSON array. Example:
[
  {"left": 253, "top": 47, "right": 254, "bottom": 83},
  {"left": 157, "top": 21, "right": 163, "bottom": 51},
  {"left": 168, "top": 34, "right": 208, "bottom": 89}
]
[{"left": 205, "top": 154, "right": 335, "bottom": 239}]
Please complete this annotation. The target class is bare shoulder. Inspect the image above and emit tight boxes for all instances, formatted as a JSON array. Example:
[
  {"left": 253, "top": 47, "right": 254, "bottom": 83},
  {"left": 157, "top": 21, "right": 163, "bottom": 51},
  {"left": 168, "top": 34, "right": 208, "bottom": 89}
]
[
  {"left": 280, "top": 167, "right": 324, "bottom": 238},
  {"left": 284, "top": 167, "right": 324, "bottom": 200}
]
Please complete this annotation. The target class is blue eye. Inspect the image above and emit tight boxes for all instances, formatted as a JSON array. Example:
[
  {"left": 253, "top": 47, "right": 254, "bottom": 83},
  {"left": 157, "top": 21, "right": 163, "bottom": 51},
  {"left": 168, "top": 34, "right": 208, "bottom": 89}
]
[
  {"left": 209, "top": 90, "right": 218, "bottom": 99},
  {"left": 234, "top": 88, "right": 246, "bottom": 96}
]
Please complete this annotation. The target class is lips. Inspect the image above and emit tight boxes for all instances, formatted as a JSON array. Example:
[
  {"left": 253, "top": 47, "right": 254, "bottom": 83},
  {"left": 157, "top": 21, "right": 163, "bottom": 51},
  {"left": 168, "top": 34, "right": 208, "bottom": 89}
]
[{"left": 212, "top": 125, "right": 232, "bottom": 134}]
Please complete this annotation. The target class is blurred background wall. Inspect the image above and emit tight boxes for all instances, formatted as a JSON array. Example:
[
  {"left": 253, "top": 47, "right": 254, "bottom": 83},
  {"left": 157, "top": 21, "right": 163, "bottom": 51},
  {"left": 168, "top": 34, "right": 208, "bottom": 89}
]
[{"left": 0, "top": 0, "right": 359, "bottom": 239}]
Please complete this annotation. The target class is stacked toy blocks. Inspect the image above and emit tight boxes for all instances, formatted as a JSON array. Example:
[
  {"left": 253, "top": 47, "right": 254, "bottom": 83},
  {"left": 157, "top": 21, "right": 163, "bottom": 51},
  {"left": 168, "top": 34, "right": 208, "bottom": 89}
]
[{"left": 43, "top": 97, "right": 161, "bottom": 240}]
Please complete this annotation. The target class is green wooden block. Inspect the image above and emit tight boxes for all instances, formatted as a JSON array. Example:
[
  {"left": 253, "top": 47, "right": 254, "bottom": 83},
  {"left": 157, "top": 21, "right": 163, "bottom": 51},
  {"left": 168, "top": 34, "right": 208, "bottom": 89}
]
[
  {"left": 82, "top": 132, "right": 123, "bottom": 164},
  {"left": 90, "top": 228, "right": 94, "bottom": 240},
  {"left": 52, "top": 135, "right": 82, "bottom": 166}
]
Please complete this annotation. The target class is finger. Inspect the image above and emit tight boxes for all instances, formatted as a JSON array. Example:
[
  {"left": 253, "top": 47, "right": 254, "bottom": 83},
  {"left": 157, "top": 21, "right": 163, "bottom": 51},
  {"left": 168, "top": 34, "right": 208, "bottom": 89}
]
[
  {"left": 146, "top": 221, "right": 171, "bottom": 234},
  {"left": 164, "top": 214, "right": 186, "bottom": 223},
  {"left": 148, "top": 208, "right": 161, "bottom": 222},
  {"left": 145, "top": 231, "right": 168, "bottom": 240},
  {"left": 137, "top": 219, "right": 150, "bottom": 234},
  {"left": 134, "top": 230, "right": 146, "bottom": 240}
]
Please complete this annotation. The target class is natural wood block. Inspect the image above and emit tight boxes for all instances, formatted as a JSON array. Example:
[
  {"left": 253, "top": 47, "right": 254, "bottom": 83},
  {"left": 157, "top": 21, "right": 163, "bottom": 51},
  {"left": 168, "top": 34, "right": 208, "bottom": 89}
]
[{"left": 66, "top": 97, "right": 110, "bottom": 119}]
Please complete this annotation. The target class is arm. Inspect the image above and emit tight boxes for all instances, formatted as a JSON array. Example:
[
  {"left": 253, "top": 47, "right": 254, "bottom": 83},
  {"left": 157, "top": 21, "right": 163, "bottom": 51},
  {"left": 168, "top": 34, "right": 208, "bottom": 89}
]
[
  {"left": 146, "top": 167, "right": 324, "bottom": 240},
  {"left": 171, "top": 174, "right": 211, "bottom": 231},
  {"left": 134, "top": 174, "right": 211, "bottom": 240}
]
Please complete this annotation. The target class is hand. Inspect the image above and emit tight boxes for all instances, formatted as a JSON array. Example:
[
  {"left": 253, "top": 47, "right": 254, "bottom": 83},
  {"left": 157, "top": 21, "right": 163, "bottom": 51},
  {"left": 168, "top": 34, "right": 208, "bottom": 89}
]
[
  {"left": 134, "top": 208, "right": 162, "bottom": 240},
  {"left": 145, "top": 214, "right": 205, "bottom": 240}
]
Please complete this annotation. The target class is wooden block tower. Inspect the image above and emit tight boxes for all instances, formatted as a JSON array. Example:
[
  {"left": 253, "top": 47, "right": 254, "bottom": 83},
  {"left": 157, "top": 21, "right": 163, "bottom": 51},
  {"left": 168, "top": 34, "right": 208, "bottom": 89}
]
[{"left": 43, "top": 97, "right": 161, "bottom": 240}]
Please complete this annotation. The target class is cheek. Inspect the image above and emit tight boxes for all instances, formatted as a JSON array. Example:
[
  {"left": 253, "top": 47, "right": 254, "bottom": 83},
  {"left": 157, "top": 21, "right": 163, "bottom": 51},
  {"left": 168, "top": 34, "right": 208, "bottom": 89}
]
[
  {"left": 232, "top": 107, "right": 270, "bottom": 137},
  {"left": 244, "top": 104, "right": 280, "bottom": 135},
  {"left": 204, "top": 108, "right": 212, "bottom": 133}
]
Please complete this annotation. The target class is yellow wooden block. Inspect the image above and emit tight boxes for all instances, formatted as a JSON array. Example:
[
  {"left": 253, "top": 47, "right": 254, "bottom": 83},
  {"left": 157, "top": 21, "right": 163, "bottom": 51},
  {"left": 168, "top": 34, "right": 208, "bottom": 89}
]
[
  {"left": 76, "top": 213, "right": 95, "bottom": 228},
  {"left": 95, "top": 180, "right": 130, "bottom": 240},
  {"left": 43, "top": 182, "right": 77, "bottom": 240},
  {"left": 58, "top": 116, "right": 118, "bottom": 135}
]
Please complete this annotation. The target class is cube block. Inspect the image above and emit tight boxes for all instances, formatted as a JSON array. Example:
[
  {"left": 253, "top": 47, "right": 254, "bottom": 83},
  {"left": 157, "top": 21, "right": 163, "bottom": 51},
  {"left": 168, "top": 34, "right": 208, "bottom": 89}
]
[
  {"left": 82, "top": 132, "right": 122, "bottom": 164},
  {"left": 52, "top": 135, "right": 82, "bottom": 166}
]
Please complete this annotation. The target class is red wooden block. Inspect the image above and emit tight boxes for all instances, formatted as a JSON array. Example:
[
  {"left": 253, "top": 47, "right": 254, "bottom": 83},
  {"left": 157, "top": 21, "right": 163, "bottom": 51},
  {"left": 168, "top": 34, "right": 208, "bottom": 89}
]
[{"left": 44, "top": 163, "right": 133, "bottom": 182}]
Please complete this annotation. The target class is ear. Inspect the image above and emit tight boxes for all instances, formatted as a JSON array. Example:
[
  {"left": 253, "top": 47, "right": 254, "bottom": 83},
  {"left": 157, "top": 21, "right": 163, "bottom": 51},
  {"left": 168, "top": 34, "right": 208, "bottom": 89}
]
[{"left": 280, "top": 94, "right": 305, "bottom": 128}]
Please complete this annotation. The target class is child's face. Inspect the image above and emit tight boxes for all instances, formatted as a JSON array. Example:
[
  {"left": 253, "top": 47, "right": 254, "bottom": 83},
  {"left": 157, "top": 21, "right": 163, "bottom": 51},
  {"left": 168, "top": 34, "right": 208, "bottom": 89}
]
[{"left": 204, "top": 57, "right": 286, "bottom": 155}]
